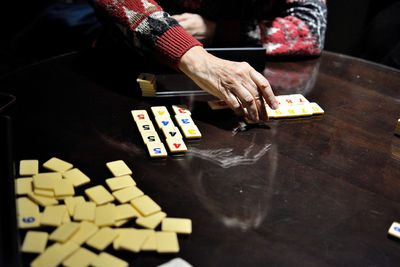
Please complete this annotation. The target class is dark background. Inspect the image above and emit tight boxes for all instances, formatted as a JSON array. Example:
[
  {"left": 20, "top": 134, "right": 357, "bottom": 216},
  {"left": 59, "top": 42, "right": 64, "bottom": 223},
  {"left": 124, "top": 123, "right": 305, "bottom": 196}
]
[{"left": 0, "top": 0, "right": 399, "bottom": 76}]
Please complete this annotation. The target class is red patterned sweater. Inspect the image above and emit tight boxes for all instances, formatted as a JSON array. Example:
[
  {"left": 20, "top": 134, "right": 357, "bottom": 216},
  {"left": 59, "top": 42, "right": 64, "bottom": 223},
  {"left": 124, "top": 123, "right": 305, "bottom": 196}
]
[{"left": 93, "top": 0, "right": 327, "bottom": 69}]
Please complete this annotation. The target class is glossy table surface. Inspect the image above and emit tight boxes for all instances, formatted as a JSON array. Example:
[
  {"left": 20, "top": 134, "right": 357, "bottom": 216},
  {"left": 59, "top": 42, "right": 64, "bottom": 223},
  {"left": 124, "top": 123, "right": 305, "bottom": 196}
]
[{"left": 1, "top": 49, "right": 400, "bottom": 266}]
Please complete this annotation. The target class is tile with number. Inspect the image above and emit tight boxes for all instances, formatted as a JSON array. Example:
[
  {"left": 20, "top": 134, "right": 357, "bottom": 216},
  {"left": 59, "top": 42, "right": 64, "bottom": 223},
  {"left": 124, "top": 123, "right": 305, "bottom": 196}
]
[
  {"left": 172, "top": 104, "right": 191, "bottom": 116},
  {"left": 166, "top": 138, "right": 187, "bottom": 153},
  {"left": 147, "top": 142, "right": 168, "bottom": 158}
]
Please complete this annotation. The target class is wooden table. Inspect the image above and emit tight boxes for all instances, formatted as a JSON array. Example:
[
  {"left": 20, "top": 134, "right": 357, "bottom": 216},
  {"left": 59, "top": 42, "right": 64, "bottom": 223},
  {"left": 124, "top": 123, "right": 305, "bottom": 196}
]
[{"left": 1, "top": 49, "right": 400, "bottom": 266}]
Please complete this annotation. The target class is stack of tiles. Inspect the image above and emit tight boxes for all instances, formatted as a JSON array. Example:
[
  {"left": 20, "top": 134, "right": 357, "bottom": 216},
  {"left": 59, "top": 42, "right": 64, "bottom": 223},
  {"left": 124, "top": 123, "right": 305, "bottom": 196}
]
[
  {"left": 265, "top": 94, "right": 324, "bottom": 119},
  {"left": 131, "top": 109, "right": 168, "bottom": 157},
  {"left": 151, "top": 106, "right": 188, "bottom": 154},
  {"left": 173, "top": 105, "right": 202, "bottom": 139},
  {"left": 208, "top": 94, "right": 324, "bottom": 122},
  {"left": 132, "top": 105, "right": 202, "bottom": 158},
  {"left": 136, "top": 73, "right": 157, "bottom": 97},
  {"left": 16, "top": 158, "right": 193, "bottom": 266}
]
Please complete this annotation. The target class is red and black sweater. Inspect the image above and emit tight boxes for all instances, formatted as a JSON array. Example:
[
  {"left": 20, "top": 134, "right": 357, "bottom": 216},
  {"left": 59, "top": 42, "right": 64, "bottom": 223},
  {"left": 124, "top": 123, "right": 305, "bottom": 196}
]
[{"left": 93, "top": 0, "right": 327, "bottom": 69}]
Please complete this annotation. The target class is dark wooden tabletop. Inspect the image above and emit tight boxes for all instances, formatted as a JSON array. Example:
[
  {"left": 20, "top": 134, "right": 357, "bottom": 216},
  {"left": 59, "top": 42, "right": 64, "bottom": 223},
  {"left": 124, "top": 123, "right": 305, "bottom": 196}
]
[{"left": 1, "top": 49, "right": 400, "bottom": 266}]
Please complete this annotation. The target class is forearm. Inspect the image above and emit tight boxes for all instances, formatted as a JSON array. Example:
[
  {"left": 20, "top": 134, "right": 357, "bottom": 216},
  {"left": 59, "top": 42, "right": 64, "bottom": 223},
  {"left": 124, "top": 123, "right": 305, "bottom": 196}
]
[{"left": 92, "top": 0, "right": 202, "bottom": 68}]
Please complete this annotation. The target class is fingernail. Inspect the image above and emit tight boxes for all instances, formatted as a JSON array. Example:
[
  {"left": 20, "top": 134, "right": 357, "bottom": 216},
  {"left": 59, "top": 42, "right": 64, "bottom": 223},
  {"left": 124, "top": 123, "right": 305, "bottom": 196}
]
[{"left": 272, "top": 101, "right": 279, "bottom": 110}]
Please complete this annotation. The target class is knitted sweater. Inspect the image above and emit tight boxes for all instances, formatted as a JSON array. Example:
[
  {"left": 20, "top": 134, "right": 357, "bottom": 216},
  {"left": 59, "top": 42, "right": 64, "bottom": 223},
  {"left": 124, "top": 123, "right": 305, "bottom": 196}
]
[{"left": 93, "top": 0, "right": 327, "bottom": 69}]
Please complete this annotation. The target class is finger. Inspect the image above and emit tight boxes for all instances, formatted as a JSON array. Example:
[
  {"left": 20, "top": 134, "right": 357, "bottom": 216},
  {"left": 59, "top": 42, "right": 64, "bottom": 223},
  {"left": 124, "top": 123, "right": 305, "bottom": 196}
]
[
  {"left": 241, "top": 78, "right": 268, "bottom": 122},
  {"left": 218, "top": 84, "right": 244, "bottom": 117},
  {"left": 231, "top": 82, "right": 259, "bottom": 122},
  {"left": 250, "top": 69, "right": 278, "bottom": 110}
]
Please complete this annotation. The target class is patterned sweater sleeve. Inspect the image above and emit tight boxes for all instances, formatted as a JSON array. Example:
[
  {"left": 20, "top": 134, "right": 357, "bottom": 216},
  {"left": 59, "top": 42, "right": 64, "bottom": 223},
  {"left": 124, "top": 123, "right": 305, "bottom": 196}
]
[
  {"left": 214, "top": 0, "right": 327, "bottom": 56},
  {"left": 92, "top": 0, "right": 202, "bottom": 68}
]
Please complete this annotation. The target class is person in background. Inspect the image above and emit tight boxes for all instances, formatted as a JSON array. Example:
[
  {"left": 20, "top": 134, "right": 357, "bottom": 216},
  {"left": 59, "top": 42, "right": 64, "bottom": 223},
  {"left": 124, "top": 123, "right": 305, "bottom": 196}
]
[{"left": 92, "top": 0, "right": 327, "bottom": 122}]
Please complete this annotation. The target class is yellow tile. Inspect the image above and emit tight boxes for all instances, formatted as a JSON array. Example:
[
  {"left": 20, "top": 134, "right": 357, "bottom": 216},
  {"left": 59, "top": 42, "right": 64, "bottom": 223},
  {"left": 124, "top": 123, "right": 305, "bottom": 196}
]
[
  {"left": 106, "top": 175, "right": 136, "bottom": 191},
  {"left": 113, "top": 186, "right": 144, "bottom": 203},
  {"left": 275, "top": 95, "right": 295, "bottom": 106},
  {"left": 388, "top": 222, "right": 400, "bottom": 239},
  {"left": 54, "top": 179, "right": 75, "bottom": 197},
  {"left": 166, "top": 138, "right": 187, "bottom": 153},
  {"left": 131, "top": 110, "right": 150, "bottom": 122},
  {"left": 31, "top": 240, "right": 80, "bottom": 267},
  {"left": 141, "top": 229, "right": 157, "bottom": 251},
  {"left": 118, "top": 229, "right": 148, "bottom": 253},
  {"left": 115, "top": 204, "right": 141, "bottom": 220},
  {"left": 28, "top": 192, "right": 58, "bottom": 207},
  {"left": 162, "top": 218, "right": 192, "bottom": 234},
  {"left": 43, "top": 157, "right": 73, "bottom": 172},
  {"left": 147, "top": 142, "right": 168, "bottom": 158},
  {"left": 18, "top": 213, "right": 41, "bottom": 229},
  {"left": 172, "top": 104, "right": 191, "bottom": 116},
  {"left": 113, "top": 228, "right": 135, "bottom": 250},
  {"left": 181, "top": 125, "right": 202, "bottom": 139},
  {"left": 62, "top": 247, "right": 98, "bottom": 267},
  {"left": 136, "top": 211, "right": 166, "bottom": 229},
  {"left": 155, "top": 116, "right": 174, "bottom": 129},
  {"left": 131, "top": 195, "right": 161, "bottom": 216},
  {"left": 289, "top": 94, "right": 310, "bottom": 105},
  {"left": 151, "top": 106, "right": 170, "bottom": 118},
  {"left": 175, "top": 114, "right": 195, "bottom": 128},
  {"left": 92, "top": 252, "right": 128, "bottom": 267},
  {"left": 156, "top": 231, "right": 179, "bottom": 253},
  {"left": 70, "top": 221, "right": 99, "bottom": 245},
  {"left": 309, "top": 102, "right": 324, "bottom": 115},
  {"left": 113, "top": 219, "right": 129, "bottom": 227},
  {"left": 141, "top": 130, "right": 161, "bottom": 145},
  {"left": 136, "top": 120, "right": 156, "bottom": 133},
  {"left": 73, "top": 201, "right": 96, "bottom": 221},
  {"left": 19, "top": 160, "right": 39, "bottom": 176},
  {"left": 62, "top": 168, "right": 91, "bottom": 187},
  {"left": 94, "top": 204, "right": 116, "bottom": 227},
  {"left": 207, "top": 100, "right": 229, "bottom": 110},
  {"left": 49, "top": 222, "right": 80, "bottom": 243},
  {"left": 136, "top": 73, "right": 156, "bottom": 84},
  {"left": 64, "top": 196, "right": 85, "bottom": 216},
  {"left": 266, "top": 105, "right": 276, "bottom": 119},
  {"left": 105, "top": 160, "right": 132, "bottom": 177},
  {"left": 21, "top": 231, "right": 48, "bottom": 253},
  {"left": 271, "top": 107, "right": 289, "bottom": 118},
  {"left": 285, "top": 105, "right": 313, "bottom": 118},
  {"left": 62, "top": 211, "right": 71, "bottom": 224},
  {"left": 85, "top": 185, "right": 114, "bottom": 205},
  {"left": 30, "top": 243, "right": 61, "bottom": 267},
  {"left": 15, "top": 177, "right": 33, "bottom": 195},
  {"left": 34, "top": 188, "right": 54, "bottom": 197},
  {"left": 16, "top": 197, "right": 39, "bottom": 215},
  {"left": 41, "top": 205, "right": 67, "bottom": 227},
  {"left": 86, "top": 227, "right": 117, "bottom": 251},
  {"left": 32, "top": 172, "right": 62, "bottom": 190},
  {"left": 162, "top": 126, "right": 183, "bottom": 140}
]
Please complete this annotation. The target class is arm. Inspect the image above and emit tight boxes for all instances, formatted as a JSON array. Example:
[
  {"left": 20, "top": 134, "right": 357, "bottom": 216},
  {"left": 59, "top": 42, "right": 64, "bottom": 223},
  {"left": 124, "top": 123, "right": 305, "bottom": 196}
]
[
  {"left": 93, "top": 0, "right": 278, "bottom": 121},
  {"left": 175, "top": 0, "right": 327, "bottom": 56},
  {"left": 92, "top": 0, "right": 202, "bottom": 69}
]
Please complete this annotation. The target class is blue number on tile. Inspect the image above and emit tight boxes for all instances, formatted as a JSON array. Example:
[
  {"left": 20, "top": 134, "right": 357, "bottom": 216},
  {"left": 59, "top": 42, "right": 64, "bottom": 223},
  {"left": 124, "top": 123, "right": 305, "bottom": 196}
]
[
  {"left": 22, "top": 217, "right": 35, "bottom": 223},
  {"left": 153, "top": 148, "right": 162, "bottom": 154},
  {"left": 181, "top": 119, "right": 190, "bottom": 124}
]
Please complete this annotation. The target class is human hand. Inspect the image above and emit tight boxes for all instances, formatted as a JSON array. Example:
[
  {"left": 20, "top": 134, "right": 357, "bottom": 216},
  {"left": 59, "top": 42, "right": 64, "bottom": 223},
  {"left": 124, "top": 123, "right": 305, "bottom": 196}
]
[
  {"left": 172, "top": 13, "right": 216, "bottom": 44},
  {"left": 179, "top": 46, "right": 278, "bottom": 122}
]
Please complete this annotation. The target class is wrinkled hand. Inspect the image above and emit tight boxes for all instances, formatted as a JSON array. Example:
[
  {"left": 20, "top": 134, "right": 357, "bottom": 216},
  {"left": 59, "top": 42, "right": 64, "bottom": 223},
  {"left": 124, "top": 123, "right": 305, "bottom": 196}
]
[
  {"left": 179, "top": 46, "right": 278, "bottom": 122},
  {"left": 172, "top": 13, "right": 216, "bottom": 44}
]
